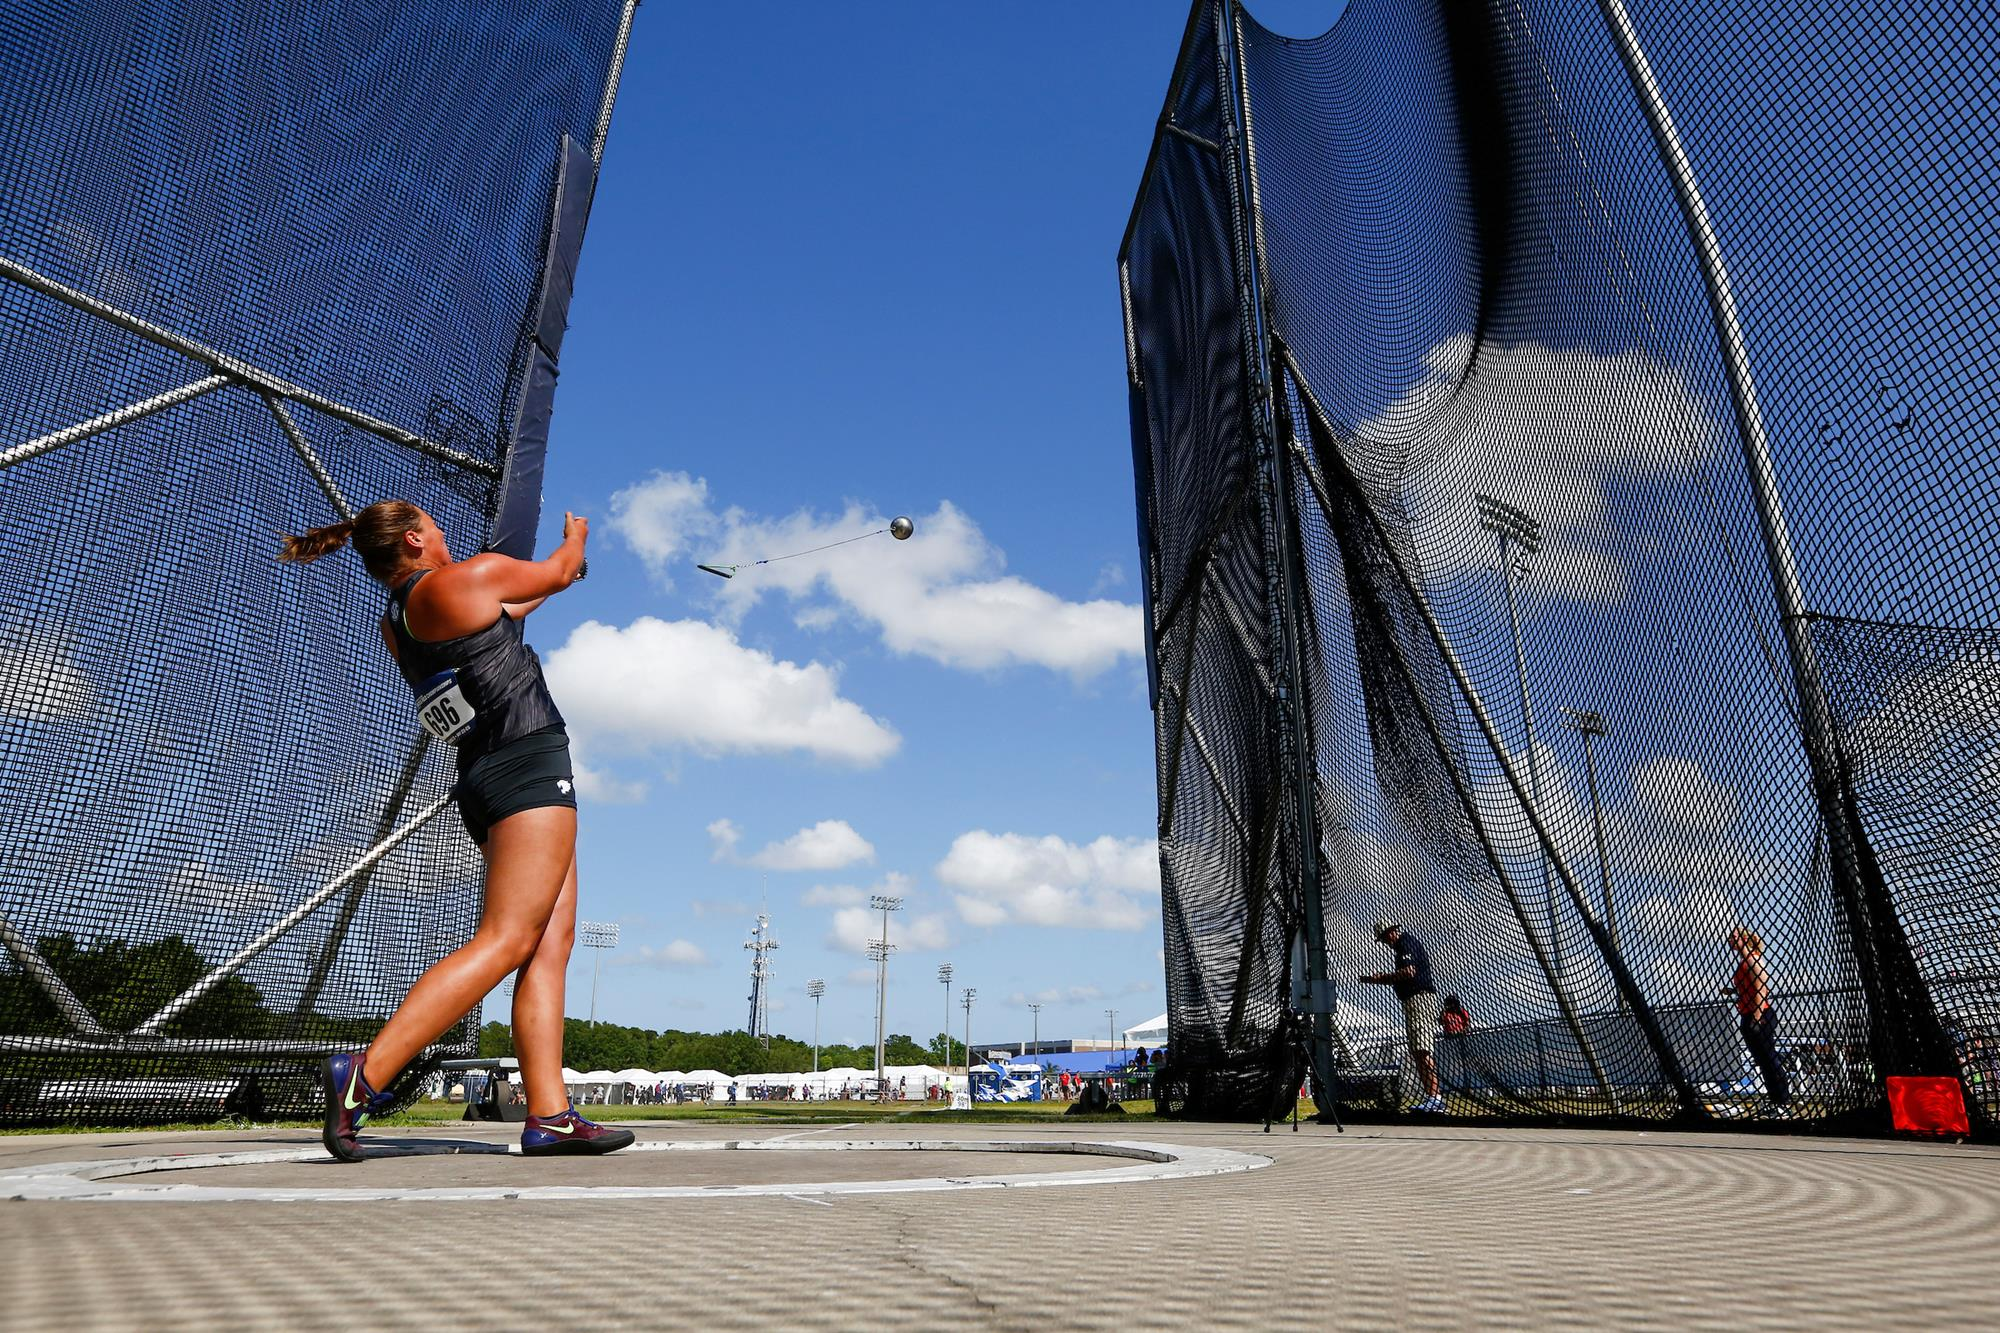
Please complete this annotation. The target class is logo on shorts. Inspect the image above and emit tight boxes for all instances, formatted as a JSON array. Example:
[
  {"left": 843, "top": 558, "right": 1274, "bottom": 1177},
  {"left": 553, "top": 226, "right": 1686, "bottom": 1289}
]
[{"left": 557, "top": 779, "right": 572, "bottom": 795}]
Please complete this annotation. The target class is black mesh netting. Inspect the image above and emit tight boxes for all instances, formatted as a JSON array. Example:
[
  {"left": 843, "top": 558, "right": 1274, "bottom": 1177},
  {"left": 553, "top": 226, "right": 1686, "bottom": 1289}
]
[
  {"left": 0, "top": 1, "right": 630, "bottom": 1124},
  {"left": 1124, "top": 0, "right": 2000, "bottom": 1130}
]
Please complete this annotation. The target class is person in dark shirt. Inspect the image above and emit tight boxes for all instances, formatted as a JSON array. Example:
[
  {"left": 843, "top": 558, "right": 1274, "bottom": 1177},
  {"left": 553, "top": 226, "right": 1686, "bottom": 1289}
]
[{"left": 1359, "top": 920, "right": 1444, "bottom": 1112}]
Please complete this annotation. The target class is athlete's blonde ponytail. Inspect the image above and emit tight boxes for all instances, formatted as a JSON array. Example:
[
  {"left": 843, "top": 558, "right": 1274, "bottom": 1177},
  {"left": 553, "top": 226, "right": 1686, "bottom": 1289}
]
[{"left": 277, "top": 500, "right": 425, "bottom": 582}]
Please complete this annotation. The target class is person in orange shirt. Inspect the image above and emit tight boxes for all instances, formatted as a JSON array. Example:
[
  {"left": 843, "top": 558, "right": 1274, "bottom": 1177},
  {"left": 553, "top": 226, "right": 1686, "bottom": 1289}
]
[{"left": 1726, "top": 927, "right": 1791, "bottom": 1111}]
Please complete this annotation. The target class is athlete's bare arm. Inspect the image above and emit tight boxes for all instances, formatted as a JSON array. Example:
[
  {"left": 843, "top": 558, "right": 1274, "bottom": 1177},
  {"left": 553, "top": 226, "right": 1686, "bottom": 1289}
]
[{"left": 407, "top": 513, "right": 587, "bottom": 640}]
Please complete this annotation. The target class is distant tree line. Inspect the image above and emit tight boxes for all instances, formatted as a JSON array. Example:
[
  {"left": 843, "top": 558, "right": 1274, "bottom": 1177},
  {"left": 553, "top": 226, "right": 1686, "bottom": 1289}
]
[{"left": 479, "top": 1019, "right": 969, "bottom": 1075}]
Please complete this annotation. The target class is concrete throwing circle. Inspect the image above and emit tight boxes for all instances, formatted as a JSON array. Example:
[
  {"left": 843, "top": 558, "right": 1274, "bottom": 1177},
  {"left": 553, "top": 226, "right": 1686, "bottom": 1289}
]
[{"left": 0, "top": 1137, "right": 1272, "bottom": 1203}]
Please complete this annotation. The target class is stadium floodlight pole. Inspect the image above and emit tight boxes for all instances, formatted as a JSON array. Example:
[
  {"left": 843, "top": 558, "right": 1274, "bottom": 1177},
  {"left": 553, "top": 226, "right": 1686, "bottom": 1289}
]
[
  {"left": 578, "top": 920, "right": 620, "bottom": 1026},
  {"left": 1215, "top": 0, "right": 1337, "bottom": 1098},
  {"left": 1106, "top": 1008, "right": 1118, "bottom": 1053},
  {"left": 807, "top": 979, "right": 825, "bottom": 1075},
  {"left": 1477, "top": 494, "right": 1557, "bottom": 975},
  {"left": 869, "top": 895, "right": 903, "bottom": 1101},
  {"left": 1592, "top": 0, "right": 1949, "bottom": 1080},
  {"left": 1561, "top": 708, "right": 1620, "bottom": 959},
  {"left": 938, "top": 962, "right": 954, "bottom": 1071},
  {"left": 1028, "top": 1002, "right": 1042, "bottom": 1060},
  {"left": 961, "top": 989, "right": 976, "bottom": 1097}
]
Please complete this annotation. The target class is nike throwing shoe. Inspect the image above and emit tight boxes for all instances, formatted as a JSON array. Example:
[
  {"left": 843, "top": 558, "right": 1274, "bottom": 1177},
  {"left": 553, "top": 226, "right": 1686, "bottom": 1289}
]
[
  {"left": 521, "top": 1103, "right": 635, "bottom": 1156},
  {"left": 322, "top": 1051, "right": 394, "bottom": 1163}
]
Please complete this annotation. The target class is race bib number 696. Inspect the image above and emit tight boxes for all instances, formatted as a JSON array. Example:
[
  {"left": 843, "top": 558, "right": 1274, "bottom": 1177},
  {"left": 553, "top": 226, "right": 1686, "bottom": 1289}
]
[{"left": 414, "top": 669, "right": 477, "bottom": 744}]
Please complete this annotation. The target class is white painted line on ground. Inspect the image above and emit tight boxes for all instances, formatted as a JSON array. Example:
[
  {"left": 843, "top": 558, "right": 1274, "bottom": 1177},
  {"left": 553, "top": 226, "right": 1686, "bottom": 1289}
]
[
  {"left": 0, "top": 1138, "right": 1271, "bottom": 1204},
  {"left": 764, "top": 1121, "right": 861, "bottom": 1142}
]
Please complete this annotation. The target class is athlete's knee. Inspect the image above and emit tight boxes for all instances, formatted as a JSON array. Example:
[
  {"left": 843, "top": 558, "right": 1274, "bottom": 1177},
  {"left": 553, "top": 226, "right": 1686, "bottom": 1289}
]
[
  {"left": 537, "top": 914, "right": 575, "bottom": 962},
  {"left": 482, "top": 922, "right": 546, "bottom": 971}
]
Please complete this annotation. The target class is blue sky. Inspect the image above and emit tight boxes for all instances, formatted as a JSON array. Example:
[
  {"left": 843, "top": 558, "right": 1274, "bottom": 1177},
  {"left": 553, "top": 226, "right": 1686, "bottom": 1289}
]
[{"left": 508, "top": 2, "right": 1357, "bottom": 1048}]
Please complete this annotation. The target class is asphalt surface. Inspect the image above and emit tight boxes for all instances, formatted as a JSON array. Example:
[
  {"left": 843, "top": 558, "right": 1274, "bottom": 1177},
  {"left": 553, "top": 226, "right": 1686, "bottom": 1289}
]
[{"left": 2, "top": 1119, "right": 1994, "bottom": 1328}]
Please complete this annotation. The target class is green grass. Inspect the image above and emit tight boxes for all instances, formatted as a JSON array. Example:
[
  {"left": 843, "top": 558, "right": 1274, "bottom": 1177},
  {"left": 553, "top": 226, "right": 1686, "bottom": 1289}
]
[{"left": 2, "top": 1097, "right": 1158, "bottom": 1136}]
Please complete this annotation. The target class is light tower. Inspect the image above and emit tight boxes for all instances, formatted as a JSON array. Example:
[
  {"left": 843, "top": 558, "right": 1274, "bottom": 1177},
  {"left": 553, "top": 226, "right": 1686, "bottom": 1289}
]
[
  {"left": 867, "top": 939, "right": 895, "bottom": 1100},
  {"left": 1027, "top": 1001, "right": 1042, "bottom": 1059},
  {"left": 937, "top": 962, "right": 954, "bottom": 1070},
  {"left": 806, "top": 978, "right": 825, "bottom": 1075},
  {"left": 869, "top": 894, "right": 902, "bottom": 1101},
  {"left": 1560, "top": 706, "right": 1619, "bottom": 957},
  {"left": 577, "top": 920, "right": 619, "bottom": 1025},
  {"left": 1106, "top": 1007, "right": 1118, "bottom": 1053},
  {"left": 744, "top": 911, "right": 778, "bottom": 1048},
  {"left": 960, "top": 987, "right": 976, "bottom": 1099},
  {"left": 1477, "top": 492, "right": 1556, "bottom": 970}
]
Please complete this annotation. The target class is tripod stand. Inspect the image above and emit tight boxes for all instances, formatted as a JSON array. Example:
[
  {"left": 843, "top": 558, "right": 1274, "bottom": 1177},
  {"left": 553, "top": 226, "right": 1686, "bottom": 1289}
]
[{"left": 1263, "top": 1009, "right": 1344, "bottom": 1134}]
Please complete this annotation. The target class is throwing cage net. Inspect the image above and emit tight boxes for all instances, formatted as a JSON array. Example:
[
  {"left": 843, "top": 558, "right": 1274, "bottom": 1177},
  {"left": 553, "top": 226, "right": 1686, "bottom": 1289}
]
[
  {"left": 0, "top": 0, "right": 636, "bottom": 1124},
  {"left": 1125, "top": 0, "right": 1999, "bottom": 1131}
]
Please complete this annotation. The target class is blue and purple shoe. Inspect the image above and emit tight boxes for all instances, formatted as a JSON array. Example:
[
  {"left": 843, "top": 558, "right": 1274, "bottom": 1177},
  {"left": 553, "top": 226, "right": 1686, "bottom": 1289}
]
[
  {"left": 321, "top": 1051, "right": 394, "bottom": 1163},
  {"left": 521, "top": 1103, "right": 635, "bottom": 1156}
]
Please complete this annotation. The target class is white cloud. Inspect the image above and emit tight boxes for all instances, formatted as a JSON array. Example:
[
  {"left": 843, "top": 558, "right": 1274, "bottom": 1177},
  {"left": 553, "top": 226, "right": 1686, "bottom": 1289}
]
[
  {"left": 169, "top": 860, "right": 276, "bottom": 912},
  {"left": 828, "top": 904, "right": 953, "bottom": 955},
  {"left": 1366, "top": 339, "right": 1723, "bottom": 606},
  {"left": 1630, "top": 755, "right": 1739, "bottom": 835},
  {"left": 543, "top": 617, "right": 900, "bottom": 769},
  {"left": 571, "top": 753, "right": 649, "bottom": 804},
  {"left": 631, "top": 939, "right": 709, "bottom": 969},
  {"left": 609, "top": 473, "right": 1143, "bottom": 679},
  {"left": 711, "top": 817, "right": 875, "bottom": 871},
  {"left": 936, "top": 831, "right": 1161, "bottom": 930},
  {"left": 609, "top": 470, "right": 716, "bottom": 586},
  {"left": 803, "top": 883, "right": 866, "bottom": 907},
  {"left": 0, "top": 627, "right": 94, "bottom": 721},
  {"left": 1007, "top": 984, "right": 1106, "bottom": 1005}
]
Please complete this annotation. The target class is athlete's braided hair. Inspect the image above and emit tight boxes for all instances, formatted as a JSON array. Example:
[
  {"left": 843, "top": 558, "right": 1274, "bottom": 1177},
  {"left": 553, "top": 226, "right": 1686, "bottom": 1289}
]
[{"left": 278, "top": 499, "right": 425, "bottom": 582}]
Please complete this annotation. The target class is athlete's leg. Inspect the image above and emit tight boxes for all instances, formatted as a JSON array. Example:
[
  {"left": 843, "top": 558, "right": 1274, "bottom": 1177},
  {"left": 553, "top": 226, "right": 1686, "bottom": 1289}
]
[
  {"left": 511, "top": 853, "right": 577, "bottom": 1117},
  {"left": 360, "top": 805, "right": 577, "bottom": 1090}
]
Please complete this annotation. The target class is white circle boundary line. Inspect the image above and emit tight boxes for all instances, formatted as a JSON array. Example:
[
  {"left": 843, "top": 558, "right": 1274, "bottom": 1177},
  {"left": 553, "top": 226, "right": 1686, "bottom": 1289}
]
[{"left": 0, "top": 1137, "right": 1273, "bottom": 1203}]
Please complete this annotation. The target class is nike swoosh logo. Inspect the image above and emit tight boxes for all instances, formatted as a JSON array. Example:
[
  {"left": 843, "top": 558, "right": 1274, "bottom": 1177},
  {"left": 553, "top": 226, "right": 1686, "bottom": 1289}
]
[
  {"left": 538, "top": 1121, "right": 576, "bottom": 1135},
  {"left": 343, "top": 1065, "right": 366, "bottom": 1112}
]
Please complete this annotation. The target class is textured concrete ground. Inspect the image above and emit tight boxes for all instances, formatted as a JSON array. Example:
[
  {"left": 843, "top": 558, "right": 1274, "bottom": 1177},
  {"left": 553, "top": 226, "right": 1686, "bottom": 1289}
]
[{"left": 2, "top": 1119, "right": 1995, "bottom": 1329}]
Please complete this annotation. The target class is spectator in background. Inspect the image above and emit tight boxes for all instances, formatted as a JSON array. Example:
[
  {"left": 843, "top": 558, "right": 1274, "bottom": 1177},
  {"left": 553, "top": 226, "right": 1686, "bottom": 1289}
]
[
  {"left": 1440, "top": 994, "right": 1471, "bottom": 1036},
  {"left": 1360, "top": 920, "right": 1445, "bottom": 1113},
  {"left": 1726, "top": 926, "right": 1791, "bottom": 1112}
]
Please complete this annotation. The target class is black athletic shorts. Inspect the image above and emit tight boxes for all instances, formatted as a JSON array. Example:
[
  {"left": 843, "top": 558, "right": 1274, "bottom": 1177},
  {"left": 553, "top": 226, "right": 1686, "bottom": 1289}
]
[{"left": 456, "top": 726, "right": 577, "bottom": 846}]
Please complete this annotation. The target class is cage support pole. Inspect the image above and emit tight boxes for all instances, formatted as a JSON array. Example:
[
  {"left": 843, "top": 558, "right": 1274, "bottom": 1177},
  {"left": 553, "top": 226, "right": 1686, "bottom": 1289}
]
[
  {"left": 0, "top": 911, "right": 107, "bottom": 1036},
  {"left": 0, "top": 257, "right": 497, "bottom": 477},
  {"left": 0, "top": 375, "right": 231, "bottom": 471},
  {"left": 590, "top": 0, "right": 641, "bottom": 167},
  {"left": 1282, "top": 350, "right": 1702, "bottom": 1117},
  {"left": 287, "top": 736, "right": 434, "bottom": 1028},
  {"left": 262, "top": 394, "right": 355, "bottom": 521},
  {"left": 132, "top": 789, "right": 455, "bottom": 1036},
  {"left": 1217, "top": 0, "right": 1338, "bottom": 1092},
  {"left": 1592, "top": 0, "right": 1937, "bottom": 1079},
  {"left": 1155, "top": 552, "right": 1210, "bottom": 840}
]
